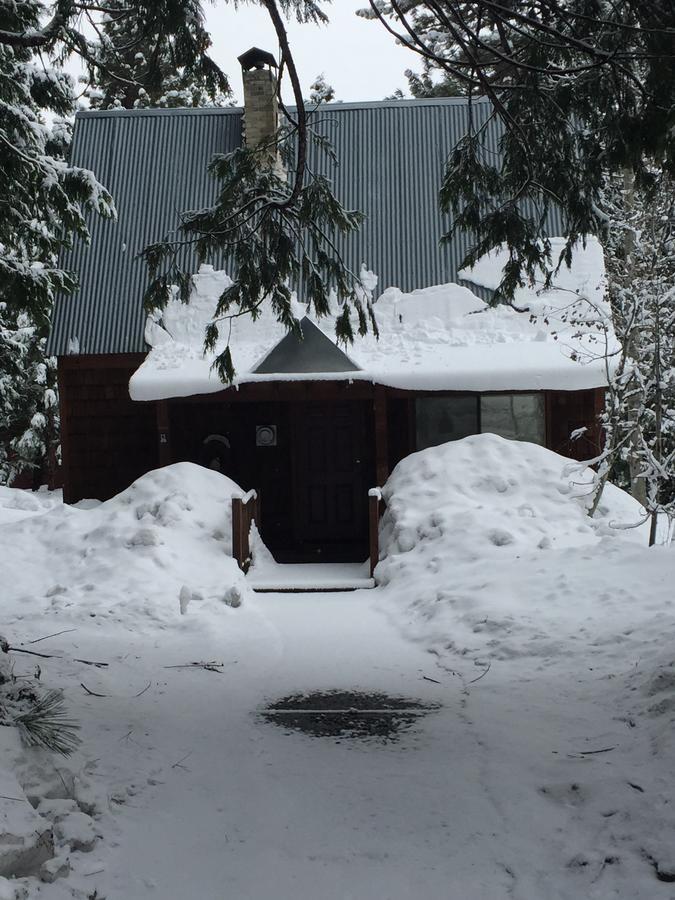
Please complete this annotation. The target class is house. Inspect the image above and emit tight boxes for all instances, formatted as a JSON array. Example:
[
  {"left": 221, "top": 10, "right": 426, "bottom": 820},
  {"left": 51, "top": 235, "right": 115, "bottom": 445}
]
[{"left": 48, "top": 50, "right": 611, "bottom": 566}]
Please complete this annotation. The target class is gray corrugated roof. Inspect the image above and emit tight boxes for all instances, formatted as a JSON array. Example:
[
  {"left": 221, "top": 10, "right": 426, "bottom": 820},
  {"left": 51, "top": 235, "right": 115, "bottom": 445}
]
[{"left": 48, "top": 98, "right": 563, "bottom": 356}]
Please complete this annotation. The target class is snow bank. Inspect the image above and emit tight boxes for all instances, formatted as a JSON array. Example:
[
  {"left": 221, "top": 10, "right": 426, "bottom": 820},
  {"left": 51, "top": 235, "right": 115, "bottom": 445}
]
[
  {"left": 0, "top": 463, "right": 249, "bottom": 630},
  {"left": 0, "top": 758, "right": 53, "bottom": 878},
  {"left": 379, "top": 434, "right": 643, "bottom": 567},
  {"left": 0, "top": 485, "right": 61, "bottom": 526},
  {"left": 130, "top": 239, "right": 613, "bottom": 401},
  {"left": 376, "top": 434, "right": 652, "bottom": 660}
]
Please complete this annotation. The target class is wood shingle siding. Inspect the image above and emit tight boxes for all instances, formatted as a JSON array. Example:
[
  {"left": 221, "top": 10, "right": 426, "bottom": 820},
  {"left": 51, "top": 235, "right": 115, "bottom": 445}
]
[{"left": 58, "top": 355, "right": 157, "bottom": 503}]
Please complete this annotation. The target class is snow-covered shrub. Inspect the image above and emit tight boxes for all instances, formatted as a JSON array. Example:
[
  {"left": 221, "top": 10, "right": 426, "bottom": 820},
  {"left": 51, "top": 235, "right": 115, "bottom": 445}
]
[{"left": 0, "top": 639, "right": 79, "bottom": 756}]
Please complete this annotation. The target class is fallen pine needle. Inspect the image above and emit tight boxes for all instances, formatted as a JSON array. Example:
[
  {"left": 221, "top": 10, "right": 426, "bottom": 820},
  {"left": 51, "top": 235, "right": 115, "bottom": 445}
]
[
  {"left": 81, "top": 683, "right": 107, "bottom": 697},
  {"left": 468, "top": 662, "right": 491, "bottom": 684},
  {"left": 171, "top": 751, "right": 193, "bottom": 769},
  {"left": 164, "top": 661, "right": 224, "bottom": 673},
  {"left": 26, "top": 629, "right": 77, "bottom": 645}
]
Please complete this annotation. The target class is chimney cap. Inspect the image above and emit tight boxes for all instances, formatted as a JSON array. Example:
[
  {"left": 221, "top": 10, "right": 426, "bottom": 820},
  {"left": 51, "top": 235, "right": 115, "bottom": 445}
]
[{"left": 238, "top": 47, "right": 278, "bottom": 71}]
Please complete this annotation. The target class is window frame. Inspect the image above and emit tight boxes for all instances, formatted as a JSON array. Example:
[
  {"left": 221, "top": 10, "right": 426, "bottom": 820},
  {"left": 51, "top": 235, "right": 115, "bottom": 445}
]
[{"left": 412, "top": 391, "right": 548, "bottom": 451}]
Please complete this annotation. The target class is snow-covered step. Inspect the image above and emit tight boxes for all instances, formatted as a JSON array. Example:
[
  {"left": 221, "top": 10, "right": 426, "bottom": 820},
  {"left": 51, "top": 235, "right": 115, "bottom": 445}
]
[{"left": 246, "top": 561, "right": 374, "bottom": 592}]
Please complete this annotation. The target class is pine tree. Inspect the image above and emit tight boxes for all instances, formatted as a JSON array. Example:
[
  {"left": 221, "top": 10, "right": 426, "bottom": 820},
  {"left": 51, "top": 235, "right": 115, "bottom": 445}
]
[
  {"left": 143, "top": 2, "right": 377, "bottom": 383},
  {"left": 0, "top": 6, "right": 113, "bottom": 485},
  {"left": 85, "top": 0, "right": 230, "bottom": 109},
  {"left": 0, "top": 1, "right": 230, "bottom": 484},
  {"left": 360, "top": 1, "right": 675, "bottom": 294}
]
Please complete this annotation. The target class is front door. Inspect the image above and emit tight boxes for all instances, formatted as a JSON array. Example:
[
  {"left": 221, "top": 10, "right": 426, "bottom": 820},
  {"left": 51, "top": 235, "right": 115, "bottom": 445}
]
[{"left": 291, "top": 401, "right": 373, "bottom": 562}]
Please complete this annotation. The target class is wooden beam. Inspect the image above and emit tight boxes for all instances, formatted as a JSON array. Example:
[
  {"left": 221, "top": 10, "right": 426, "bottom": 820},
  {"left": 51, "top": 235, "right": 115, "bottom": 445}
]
[
  {"left": 164, "top": 379, "right": 378, "bottom": 405},
  {"left": 56, "top": 360, "right": 73, "bottom": 503},
  {"left": 232, "top": 497, "right": 243, "bottom": 567},
  {"left": 369, "top": 492, "right": 381, "bottom": 578},
  {"left": 57, "top": 352, "right": 146, "bottom": 371},
  {"left": 156, "top": 400, "right": 171, "bottom": 466},
  {"left": 544, "top": 391, "right": 553, "bottom": 450},
  {"left": 373, "top": 385, "right": 389, "bottom": 488}
]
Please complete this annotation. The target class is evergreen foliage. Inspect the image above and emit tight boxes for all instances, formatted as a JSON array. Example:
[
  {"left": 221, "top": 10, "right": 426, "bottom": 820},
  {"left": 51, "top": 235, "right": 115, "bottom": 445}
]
[
  {"left": 0, "top": 4, "right": 114, "bottom": 483},
  {"left": 85, "top": 0, "right": 230, "bottom": 109},
  {"left": 1, "top": 643, "right": 80, "bottom": 756},
  {"left": 0, "top": 1, "right": 229, "bottom": 481},
  {"left": 143, "top": 1, "right": 376, "bottom": 383},
  {"left": 361, "top": 1, "right": 675, "bottom": 296}
]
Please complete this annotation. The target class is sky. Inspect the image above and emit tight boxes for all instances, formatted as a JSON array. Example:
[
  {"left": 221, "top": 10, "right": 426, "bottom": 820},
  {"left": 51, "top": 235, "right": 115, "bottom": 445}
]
[{"left": 204, "top": 2, "right": 415, "bottom": 105}]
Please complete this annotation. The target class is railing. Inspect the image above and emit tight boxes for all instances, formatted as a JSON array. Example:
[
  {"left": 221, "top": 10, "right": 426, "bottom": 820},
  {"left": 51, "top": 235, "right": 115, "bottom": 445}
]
[
  {"left": 368, "top": 487, "right": 385, "bottom": 579},
  {"left": 232, "top": 490, "right": 259, "bottom": 572}
]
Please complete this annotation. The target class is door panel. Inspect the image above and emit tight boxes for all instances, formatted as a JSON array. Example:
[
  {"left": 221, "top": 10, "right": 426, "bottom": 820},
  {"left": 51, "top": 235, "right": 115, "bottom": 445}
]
[{"left": 290, "top": 401, "right": 373, "bottom": 562}]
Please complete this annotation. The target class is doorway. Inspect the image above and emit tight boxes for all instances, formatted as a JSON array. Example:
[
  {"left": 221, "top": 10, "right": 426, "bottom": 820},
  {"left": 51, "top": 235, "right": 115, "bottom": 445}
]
[{"left": 287, "top": 401, "right": 374, "bottom": 563}]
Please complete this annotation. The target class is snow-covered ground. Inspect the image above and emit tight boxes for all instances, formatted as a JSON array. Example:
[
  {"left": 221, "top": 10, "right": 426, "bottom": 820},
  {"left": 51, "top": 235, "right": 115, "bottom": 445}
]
[{"left": 1, "top": 439, "right": 674, "bottom": 899}]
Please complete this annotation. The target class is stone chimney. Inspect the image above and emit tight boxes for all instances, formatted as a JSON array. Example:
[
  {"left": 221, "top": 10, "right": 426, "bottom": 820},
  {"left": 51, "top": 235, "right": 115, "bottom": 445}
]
[{"left": 238, "top": 47, "right": 279, "bottom": 153}]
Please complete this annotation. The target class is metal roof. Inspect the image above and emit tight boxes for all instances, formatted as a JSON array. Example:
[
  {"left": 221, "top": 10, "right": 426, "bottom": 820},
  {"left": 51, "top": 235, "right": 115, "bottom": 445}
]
[{"left": 48, "top": 98, "right": 563, "bottom": 356}]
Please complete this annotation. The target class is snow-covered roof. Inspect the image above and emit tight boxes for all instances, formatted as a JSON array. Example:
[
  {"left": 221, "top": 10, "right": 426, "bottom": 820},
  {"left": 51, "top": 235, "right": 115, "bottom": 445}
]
[{"left": 129, "top": 237, "right": 615, "bottom": 401}]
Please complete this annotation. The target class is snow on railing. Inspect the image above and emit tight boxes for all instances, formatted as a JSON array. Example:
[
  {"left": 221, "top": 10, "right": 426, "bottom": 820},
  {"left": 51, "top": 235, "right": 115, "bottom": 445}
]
[{"left": 369, "top": 487, "right": 386, "bottom": 578}]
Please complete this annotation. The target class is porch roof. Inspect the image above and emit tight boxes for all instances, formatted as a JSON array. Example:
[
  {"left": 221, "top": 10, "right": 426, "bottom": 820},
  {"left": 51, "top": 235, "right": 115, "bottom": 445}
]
[{"left": 128, "top": 236, "right": 615, "bottom": 401}]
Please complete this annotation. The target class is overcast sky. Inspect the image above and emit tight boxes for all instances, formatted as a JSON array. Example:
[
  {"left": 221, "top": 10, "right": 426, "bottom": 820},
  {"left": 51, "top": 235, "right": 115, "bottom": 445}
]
[{"left": 205, "top": 2, "right": 414, "bottom": 104}]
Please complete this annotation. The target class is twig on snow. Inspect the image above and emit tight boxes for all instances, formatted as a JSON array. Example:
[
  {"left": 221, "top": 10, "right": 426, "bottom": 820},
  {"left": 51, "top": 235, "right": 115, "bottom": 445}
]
[
  {"left": 164, "top": 661, "right": 224, "bottom": 674},
  {"left": 6, "top": 645, "right": 108, "bottom": 667},
  {"left": 567, "top": 746, "right": 616, "bottom": 757},
  {"left": 80, "top": 683, "right": 107, "bottom": 697},
  {"left": 7, "top": 646, "right": 59, "bottom": 659},
  {"left": 171, "top": 751, "right": 193, "bottom": 770},
  {"left": 467, "top": 662, "right": 492, "bottom": 684},
  {"left": 422, "top": 675, "right": 442, "bottom": 684},
  {"left": 26, "top": 629, "right": 77, "bottom": 645},
  {"left": 134, "top": 681, "right": 152, "bottom": 697}
]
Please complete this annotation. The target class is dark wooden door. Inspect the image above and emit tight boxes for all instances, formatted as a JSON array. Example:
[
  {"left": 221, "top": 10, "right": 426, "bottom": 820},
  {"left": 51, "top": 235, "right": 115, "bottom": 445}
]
[{"left": 290, "top": 402, "right": 372, "bottom": 562}]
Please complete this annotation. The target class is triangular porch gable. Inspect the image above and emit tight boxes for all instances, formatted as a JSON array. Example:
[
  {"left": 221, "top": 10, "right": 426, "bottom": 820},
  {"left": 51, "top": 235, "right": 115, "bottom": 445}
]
[{"left": 253, "top": 316, "right": 361, "bottom": 374}]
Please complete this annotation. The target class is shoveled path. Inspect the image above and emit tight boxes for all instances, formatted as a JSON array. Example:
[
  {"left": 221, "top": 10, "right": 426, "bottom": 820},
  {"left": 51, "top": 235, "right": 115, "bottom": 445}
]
[{"left": 11, "top": 589, "right": 666, "bottom": 900}]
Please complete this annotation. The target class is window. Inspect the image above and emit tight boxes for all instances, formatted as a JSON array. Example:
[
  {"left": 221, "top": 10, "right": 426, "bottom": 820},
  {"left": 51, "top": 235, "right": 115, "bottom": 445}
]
[
  {"left": 480, "top": 394, "right": 545, "bottom": 445},
  {"left": 415, "top": 396, "right": 479, "bottom": 450},
  {"left": 414, "top": 393, "right": 546, "bottom": 450}
]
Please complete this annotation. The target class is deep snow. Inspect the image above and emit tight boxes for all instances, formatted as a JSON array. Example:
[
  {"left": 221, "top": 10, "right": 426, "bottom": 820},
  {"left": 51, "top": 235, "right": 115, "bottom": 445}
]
[
  {"left": 130, "top": 238, "right": 613, "bottom": 401},
  {"left": 1, "top": 439, "right": 674, "bottom": 899}
]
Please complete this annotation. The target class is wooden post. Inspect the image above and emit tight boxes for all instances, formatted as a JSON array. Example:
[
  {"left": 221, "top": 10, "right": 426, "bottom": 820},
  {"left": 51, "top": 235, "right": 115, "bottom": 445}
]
[
  {"left": 232, "top": 497, "right": 243, "bottom": 567},
  {"left": 544, "top": 391, "right": 553, "bottom": 450},
  {"left": 56, "top": 361, "right": 72, "bottom": 502},
  {"left": 156, "top": 400, "right": 171, "bottom": 467},
  {"left": 373, "top": 385, "right": 389, "bottom": 488},
  {"left": 369, "top": 491, "right": 381, "bottom": 578},
  {"left": 232, "top": 493, "right": 258, "bottom": 571}
]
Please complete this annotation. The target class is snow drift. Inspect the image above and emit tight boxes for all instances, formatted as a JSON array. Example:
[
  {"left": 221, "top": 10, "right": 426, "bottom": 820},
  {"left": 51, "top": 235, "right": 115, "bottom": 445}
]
[
  {"left": 376, "top": 434, "right": 653, "bottom": 661},
  {"left": 378, "top": 433, "right": 644, "bottom": 569},
  {"left": 0, "top": 463, "right": 249, "bottom": 630}
]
